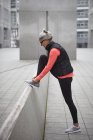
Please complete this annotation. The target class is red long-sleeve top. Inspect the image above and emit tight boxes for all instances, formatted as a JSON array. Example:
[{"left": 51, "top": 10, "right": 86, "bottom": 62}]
[{"left": 35, "top": 48, "right": 73, "bottom": 81}]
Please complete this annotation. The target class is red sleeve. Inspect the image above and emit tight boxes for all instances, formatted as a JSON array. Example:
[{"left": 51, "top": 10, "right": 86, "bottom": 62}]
[{"left": 35, "top": 48, "right": 60, "bottom": 81}]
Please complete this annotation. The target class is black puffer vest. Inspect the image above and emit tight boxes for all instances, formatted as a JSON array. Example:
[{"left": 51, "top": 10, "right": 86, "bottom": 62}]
[{"left": 45, "top": 41, "right": 73, "bottom": 78}]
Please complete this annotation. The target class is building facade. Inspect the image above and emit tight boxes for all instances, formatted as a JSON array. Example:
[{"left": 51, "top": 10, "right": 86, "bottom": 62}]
[
  {"left": 0, "top": 0, "right": 11, "bottom": 48},
  {"left": 88, "top": 0, "right": 93, "bottom": 48},
  {"left": 77, "top": 0, "right": 89, "bottom": 48},
  {"left": 11, "top": 0, "right": 19, "bottom": 47}
]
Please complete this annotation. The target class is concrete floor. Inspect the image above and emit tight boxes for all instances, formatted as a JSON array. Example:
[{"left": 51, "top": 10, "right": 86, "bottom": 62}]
[
  {"left": 0, "top": 48, "right": 93, "bottom": 140},
  {"left": 0, "top": 48, "right": 37, "bottom": 128},
  {"left": 44, "top": 48, "right": 93, "bottom": 140}
]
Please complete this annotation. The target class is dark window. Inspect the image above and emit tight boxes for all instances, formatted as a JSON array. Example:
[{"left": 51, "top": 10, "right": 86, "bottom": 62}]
[
  {"left": 11, "top": 0, "right": 16, "bottom": 8},
  {"left": 4, "top": 28, "right": 8, "bottom": 40}
]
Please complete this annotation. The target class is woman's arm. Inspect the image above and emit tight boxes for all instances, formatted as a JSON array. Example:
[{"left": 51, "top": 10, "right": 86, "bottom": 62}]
[{"left": 34, "top": 48, "right": 60, "bottom": 81}]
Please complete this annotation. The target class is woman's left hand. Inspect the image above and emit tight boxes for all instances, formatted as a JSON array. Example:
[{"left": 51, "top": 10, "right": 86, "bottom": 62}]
[{"left": 32, "top": 77, "right": 39, "bottom": 83}]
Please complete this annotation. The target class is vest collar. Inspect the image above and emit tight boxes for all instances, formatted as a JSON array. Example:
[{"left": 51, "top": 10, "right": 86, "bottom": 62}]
[{"left": 45, "top": 41, "right": 55, "bottom": 51}]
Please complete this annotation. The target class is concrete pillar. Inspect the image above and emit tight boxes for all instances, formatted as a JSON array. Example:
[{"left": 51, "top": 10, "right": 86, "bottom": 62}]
[
  {"left": 19, "top": 0, "right": 76, "bottom": 60},
  {"left": 19, "top": 11, "right": 47, "bottom": 60},
  {"left": 48, "top": 11, "right": 76, "bottom": 60}
]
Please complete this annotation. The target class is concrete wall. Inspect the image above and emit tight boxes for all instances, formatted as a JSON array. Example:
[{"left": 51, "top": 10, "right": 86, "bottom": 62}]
[
  {"left": 0, "top": 75, "right": 49, "bottom": 140},
  {"left": 88, "top": 0, "right": 93, "bottom": 48},
  {"left": 20, "top": 0, "right": 76, "bottom": 11},
  {"left": 19, "top": 11, "right": 47, "bottom": 60},
  {"left": 19, "top": 0, "right": 76, "bottom": 60},
  {"left": 48, "top": 11, "right": 76, "bottom": 60}
]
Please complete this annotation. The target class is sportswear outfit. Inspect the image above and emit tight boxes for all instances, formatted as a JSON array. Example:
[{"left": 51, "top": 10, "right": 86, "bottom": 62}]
[{"left": 35, "top": 41, "right": 78, "bottom": 124}]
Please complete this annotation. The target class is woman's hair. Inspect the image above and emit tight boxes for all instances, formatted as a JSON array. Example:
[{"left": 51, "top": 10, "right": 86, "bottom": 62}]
[{"left": 39, "top": 29, "right": 52, "bottom": 42}]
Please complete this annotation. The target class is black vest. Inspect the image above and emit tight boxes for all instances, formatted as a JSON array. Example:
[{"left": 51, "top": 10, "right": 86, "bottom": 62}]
[{"left": 45, "top": 41, "right": 73, "bottom": 78}]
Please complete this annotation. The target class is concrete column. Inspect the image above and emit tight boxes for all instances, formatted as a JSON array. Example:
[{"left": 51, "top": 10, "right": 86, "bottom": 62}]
[
  {"left": 19, "top": 11, "right": 46, "bottom": 59},
  {"left": 19, "top": 0, "right": 76, "bottom": 60},
  {"left": 48, "top": 11, "right": 76, "bottom": 60}
]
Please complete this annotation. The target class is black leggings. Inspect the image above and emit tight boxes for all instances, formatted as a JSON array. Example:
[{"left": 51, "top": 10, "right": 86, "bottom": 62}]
[
  {"left": 37, "top": 55, "right": 78, "bottom": 124},
  {"left": 58, "top": 78, "right": 78, "bottom": 123}
]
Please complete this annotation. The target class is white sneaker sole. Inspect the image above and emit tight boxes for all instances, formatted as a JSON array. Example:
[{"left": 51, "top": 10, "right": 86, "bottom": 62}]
[
  {"left": 25, "top": 81, "right": 39, "bottom": 88},
  {"left": 29, "top": 84, "right": 39, "bottom": 88},
  {"left": 65, "top": 129, "right": 81, "bottom": 134}
]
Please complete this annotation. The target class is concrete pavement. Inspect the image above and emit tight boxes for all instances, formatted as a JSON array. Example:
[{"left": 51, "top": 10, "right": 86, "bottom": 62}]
[
  {"left": 0, "top": 48, "right": 37, "bottom": 129},
  {"left": 44, "top": 48, "right": 93, "bottom": 140},
  {"left": 0, "top": 48, "right": 93, "bottom": 140}
]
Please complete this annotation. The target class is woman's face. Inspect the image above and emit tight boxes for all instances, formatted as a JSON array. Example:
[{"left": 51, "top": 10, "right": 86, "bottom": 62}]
[{"left": 40, "top": 40, "right": 49, "bottom": 48}]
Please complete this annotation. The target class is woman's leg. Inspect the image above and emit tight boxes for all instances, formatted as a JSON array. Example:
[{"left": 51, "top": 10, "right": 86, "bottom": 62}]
[
  {"left": 25, "top": 55, "right": 48, "bottom": 87},
  {"left": 37, "top": 55, "right": 48, "bottom": 76},
  {"left": 58, "top": 78, "right": 78, "bottom": 125}
]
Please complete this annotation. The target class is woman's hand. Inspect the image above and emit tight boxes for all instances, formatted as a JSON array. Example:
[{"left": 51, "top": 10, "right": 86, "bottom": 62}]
[{"left": 32, "top": 77, "right": 39, "bottom": 83}]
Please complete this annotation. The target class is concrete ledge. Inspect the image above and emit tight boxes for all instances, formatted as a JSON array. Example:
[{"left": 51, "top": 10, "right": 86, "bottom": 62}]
[{"left": 0, "top": 75, "right": 49, "bottom": 140}]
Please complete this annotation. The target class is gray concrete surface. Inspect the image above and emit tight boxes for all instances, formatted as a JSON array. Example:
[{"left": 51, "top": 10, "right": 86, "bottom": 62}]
[
  {"left": 0, "top": 75, "right": 49, "bottom": 140},
  {"left": 44, "top": 48, "right": 93, "bottom": 140},
  {"left": 0, "top": 48, "right": 49, "bottom": 140},
  {"left": 8, "top": 75, "right": 49, "bottom": 140},
  {"left": 0, "top": 48, "right": 93, "bottom": 140},
  {"left": 20, "top": 0, "right": 76, "bottom": 12},
  {"left": 19, "top": 0, "right": 76, "bottom": 60},
  {"left": 0, "top": 48, "right": 37, "bottom": 129}
]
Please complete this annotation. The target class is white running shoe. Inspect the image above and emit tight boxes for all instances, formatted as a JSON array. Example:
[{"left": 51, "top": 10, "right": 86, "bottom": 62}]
[
  {"left": 65, "top": 125, "right": 81, "bottom": 134},
  {"left": 25, "top": 80, "right": 40, "bottom": 88}
]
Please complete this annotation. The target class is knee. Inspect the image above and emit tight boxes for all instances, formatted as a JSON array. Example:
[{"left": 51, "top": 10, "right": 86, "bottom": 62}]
[{"left": 39, "top": 55, "right": 48, "bottom": 61}]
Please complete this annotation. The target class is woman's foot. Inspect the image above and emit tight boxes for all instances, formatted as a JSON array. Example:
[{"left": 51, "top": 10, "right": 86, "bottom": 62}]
[
  {"left": 65, "top": 125, "right": 81, "bottom": 134},
  {"left": 25, "top": 80, "right": 40, "bottom": 88}
]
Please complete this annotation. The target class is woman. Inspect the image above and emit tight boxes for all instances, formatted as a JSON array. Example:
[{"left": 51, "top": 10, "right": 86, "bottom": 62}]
[{"left": 26, "top": 29, "right": 81, "bottom": 134}]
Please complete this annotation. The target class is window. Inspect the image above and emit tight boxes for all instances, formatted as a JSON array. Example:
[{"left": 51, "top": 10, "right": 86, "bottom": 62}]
[
  {"left": 77, "top": 32, "right": 88, "bottom": 47},
  {"left": 77, "top": 32, "right": 88, "bottom": 38},
  {"left": 4, "top": 28, "right": 8, "bottom": 40},
  {"left": 77, "top": 9, "right": 88, "bottom": 18},
  {"left": 11, "top": 11, "right": 16, "bottom": 26},
  {"left": 11, "top": 29, "right": 17, "bottom": 38},
  {"left": 77, "top": 43, "right": 88, "bottom": 48},
  {"left": 11, "top": 0, "right": 16, "bottom": 8},
  {"left": 77, "top": 20, "right": 88, "bottom": 29},
  {"left": 77, "top": 0, "right": 88, "bottom": 7},
  {"left": 0, "top": 5, "right": 2, "bottom": 19}
]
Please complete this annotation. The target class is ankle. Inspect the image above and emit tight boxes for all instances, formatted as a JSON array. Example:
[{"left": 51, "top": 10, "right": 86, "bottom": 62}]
[{"left": 73, "top": 123, "right": 79, "bottom": 127}]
